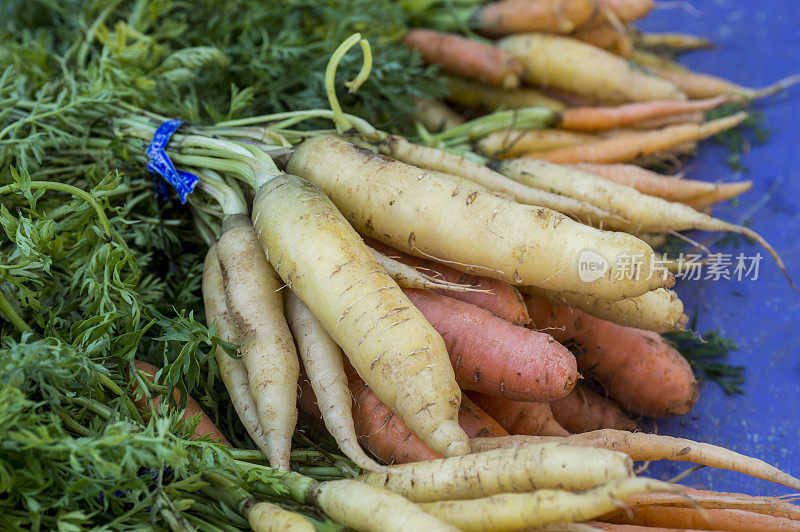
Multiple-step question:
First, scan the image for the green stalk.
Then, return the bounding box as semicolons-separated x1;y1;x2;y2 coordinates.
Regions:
431;107;557;145
98;373;145;425
0;289;32;333
0;181;114;238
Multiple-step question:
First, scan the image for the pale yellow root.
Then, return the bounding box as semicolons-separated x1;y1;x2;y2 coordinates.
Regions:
470;430;800;491
285;293;388;473
251;173;469;457
287;136;672;300
246;500;315;532
358;442;633;502
202;246;271;456
476;128;597;158
634;32;714;53
445;76;567;111
419;478;676;532
307;479;460;532
496;154;791;280
412;97;465;133
499;33;685;103
368;247;482;292
380;135;635;235
521;286;688;333
216;215;299;470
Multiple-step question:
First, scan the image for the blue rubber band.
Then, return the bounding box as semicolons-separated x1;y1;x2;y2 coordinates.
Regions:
146;120;198;204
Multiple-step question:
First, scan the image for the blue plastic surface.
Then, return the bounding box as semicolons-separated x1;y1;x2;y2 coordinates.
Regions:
634;0;800;496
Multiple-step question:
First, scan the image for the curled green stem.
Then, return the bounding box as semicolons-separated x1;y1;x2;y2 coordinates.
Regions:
325;33;372;133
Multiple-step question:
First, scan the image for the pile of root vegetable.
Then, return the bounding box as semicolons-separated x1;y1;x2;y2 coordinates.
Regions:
2;0;799;530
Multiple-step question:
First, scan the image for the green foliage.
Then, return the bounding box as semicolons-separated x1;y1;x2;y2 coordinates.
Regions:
664;315;744;395
706;102;771;172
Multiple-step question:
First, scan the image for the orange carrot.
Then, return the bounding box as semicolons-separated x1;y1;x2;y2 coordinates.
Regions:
597;0;654;22
459;394;510;439
468;392;570;437
347;364;443;465
474;0;596;37
600;506;800;531
628;487;800;521
525;297;699;417
532;113;747;163
346;365;509;463
549;383;637;433
631;111;705;129
368;240;529;325
557;96;728;132
587;523;706;531
573;21;633;57
571;163;752;209
404;29;522;89
130;360;230;446
476;128;597;158
404;289;578;402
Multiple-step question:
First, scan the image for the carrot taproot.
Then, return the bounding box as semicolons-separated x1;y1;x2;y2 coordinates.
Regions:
626;487;800;521
586;523;704;531
446;76;567;112
368;246;482;293
630;110;705;129
571;8;633;57
600;506;800;531
359;442;635;502
499;33;685;103
521;286;688;334
573;21;633;57
290;136;671;300
571;163;752;209
347;364;443;464
202;246;271;455
404;288;578;402
549;383;638;433
378;136;620;226
245;500;315;532
419;478;675;532
412;97;465;133
252;172;469;457
131;360;230;446
286;293;387;472
368;239;529;324
404;29;522;88
632;50;800;100
596;0;654;22
528;113;746;163
306;479;460;532
633;32;714;53
476;128;597;158
474;0;596;36
217;214;299;470
525;296;698;417
469;392;570;437
459;394;509;439
470;430;800;491
346;364;507;463
496;156;791;281
557;96;728;132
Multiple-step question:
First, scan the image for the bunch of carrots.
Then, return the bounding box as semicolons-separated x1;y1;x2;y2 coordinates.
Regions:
6;1;797;527
83;22;800;528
